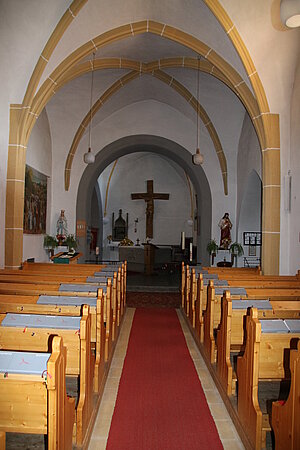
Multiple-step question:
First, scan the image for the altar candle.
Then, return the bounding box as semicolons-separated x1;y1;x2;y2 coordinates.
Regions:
189;242;193;261
95;247;99;256
181;232;185;250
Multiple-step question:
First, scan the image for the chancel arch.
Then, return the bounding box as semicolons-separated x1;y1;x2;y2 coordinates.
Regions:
76;135;212;265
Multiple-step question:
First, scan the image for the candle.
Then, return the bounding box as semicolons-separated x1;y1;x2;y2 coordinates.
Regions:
189;242;193;262
95;246;99;256
181;232;185;250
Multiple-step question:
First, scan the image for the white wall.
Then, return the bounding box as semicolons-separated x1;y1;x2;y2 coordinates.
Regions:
289;57;300;274
237;170;262;266
98;152;191;250
0;0;70;267
236;112;262;233
23;109;52;262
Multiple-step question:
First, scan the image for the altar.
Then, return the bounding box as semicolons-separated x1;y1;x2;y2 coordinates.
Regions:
119;246;145;272
118;244;173;274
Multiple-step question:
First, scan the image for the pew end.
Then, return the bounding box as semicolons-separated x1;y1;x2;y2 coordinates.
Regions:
272;339;300;450
0;432;5;450
0;336;75;450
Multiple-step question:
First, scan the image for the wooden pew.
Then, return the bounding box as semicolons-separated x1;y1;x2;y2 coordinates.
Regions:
0;305;93;447
272;340;300;450
0;336;75;449
216;292;300;396
0;288;107;396
199;280;300;363
236;308;300;450
22;261;105;274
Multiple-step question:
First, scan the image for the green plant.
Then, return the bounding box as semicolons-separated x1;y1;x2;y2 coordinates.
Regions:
43;234;58;249
206;239;219;255
64;234;78;251
229;242;244;257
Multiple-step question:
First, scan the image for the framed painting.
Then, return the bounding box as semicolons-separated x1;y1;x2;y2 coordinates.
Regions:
23;165;47;234
243;231;262;246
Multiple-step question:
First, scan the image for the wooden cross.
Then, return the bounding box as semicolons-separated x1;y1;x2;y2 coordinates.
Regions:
131;180;169;238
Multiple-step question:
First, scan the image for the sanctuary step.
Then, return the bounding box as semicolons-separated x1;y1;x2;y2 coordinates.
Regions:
126;267;180;293
126;292;181;308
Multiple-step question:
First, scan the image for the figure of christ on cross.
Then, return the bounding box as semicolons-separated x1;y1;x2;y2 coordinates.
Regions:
131;180;169;239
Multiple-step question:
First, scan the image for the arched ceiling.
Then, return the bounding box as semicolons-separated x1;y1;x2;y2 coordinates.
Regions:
44;22;250;195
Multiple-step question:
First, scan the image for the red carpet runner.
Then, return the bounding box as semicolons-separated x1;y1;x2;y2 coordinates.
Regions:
106;308;223;449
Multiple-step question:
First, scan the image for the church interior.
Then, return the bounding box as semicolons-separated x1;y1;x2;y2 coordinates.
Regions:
0;1;300;449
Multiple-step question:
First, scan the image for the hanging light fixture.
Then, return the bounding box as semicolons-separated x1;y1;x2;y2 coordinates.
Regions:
280;0;300;28
83;52;96;164
192;56;204;166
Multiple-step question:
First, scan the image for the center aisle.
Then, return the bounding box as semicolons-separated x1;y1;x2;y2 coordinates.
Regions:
106;308;223;450
88;307;244;450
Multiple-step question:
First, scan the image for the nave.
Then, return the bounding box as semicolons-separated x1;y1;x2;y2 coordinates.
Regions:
89;306;244;450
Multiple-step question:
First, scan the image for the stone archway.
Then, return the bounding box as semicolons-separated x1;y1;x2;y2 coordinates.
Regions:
76;135;212;265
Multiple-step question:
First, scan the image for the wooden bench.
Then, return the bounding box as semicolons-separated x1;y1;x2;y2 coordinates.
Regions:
236;309;300;450
21;261;106;274
0;336;75;449
216;292;300;395
198;279;300;363
0;305;93;446
0;287;107;396
272;340;300;450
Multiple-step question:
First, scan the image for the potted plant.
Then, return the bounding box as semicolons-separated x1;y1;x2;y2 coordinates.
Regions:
64;234;78;253
229;242;244;266
43;234;58;258
206;239;219;266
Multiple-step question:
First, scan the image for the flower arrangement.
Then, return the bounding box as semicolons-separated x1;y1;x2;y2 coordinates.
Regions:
64;234;78;252
118;237;134;246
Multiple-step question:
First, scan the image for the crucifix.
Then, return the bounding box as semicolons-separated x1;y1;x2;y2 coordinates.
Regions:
131;180;169;239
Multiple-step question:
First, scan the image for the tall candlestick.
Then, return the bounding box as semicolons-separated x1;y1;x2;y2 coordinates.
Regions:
181;232;185;250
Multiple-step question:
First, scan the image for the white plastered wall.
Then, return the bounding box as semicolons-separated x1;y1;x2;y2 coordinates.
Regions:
98;152;191;248
289;56;300;274
23;109;52;262
0;0;70;267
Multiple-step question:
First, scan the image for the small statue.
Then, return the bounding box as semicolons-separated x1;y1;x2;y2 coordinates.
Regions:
218;212;232;249
56;210;68;245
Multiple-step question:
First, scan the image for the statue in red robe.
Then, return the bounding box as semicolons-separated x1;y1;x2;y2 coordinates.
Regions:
218;213;232;249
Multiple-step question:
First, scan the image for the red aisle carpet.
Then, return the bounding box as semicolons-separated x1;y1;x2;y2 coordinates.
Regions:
106;308;223;450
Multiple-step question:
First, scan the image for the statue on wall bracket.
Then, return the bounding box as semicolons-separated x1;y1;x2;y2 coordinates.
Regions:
112;209;128;241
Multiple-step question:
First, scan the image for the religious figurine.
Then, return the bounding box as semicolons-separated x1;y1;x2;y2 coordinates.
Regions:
218;212;232;249
56;209;68;245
